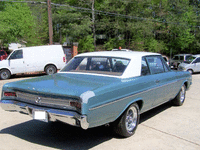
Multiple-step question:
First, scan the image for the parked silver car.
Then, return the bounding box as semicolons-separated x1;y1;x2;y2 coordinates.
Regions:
170;54;192;69
178;55;200;74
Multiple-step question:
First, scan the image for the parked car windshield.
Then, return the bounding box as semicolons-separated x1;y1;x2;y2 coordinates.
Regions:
60;56;130;76
184;56;196;64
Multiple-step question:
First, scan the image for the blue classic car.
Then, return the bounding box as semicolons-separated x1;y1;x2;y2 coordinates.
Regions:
0;51;192;137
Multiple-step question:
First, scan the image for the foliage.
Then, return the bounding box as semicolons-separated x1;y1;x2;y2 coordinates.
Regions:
28;2;49;45
146;38;168;53
0;2;38;47
1;0;200;55
78;35;95;52
52;0;92;44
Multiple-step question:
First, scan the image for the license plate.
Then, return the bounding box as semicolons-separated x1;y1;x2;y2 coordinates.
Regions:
33;110;48;122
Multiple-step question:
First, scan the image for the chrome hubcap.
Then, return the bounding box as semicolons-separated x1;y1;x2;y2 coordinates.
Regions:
47;67;54;74
1;72;8;79
180;86;185;103
125;107;138;132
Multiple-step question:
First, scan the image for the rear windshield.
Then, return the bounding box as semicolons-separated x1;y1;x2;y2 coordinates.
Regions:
60;56;130;76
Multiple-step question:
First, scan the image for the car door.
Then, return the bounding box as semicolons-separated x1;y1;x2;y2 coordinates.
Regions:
145;55;176;107
8;49;25;74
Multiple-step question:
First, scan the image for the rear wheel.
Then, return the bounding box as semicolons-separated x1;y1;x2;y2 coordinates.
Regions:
0;69;11;80
45;65;57;75
172;84;186;106
113;103;140;137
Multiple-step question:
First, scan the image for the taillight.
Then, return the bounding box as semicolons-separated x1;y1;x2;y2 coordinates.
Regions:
70;101;81;109
4;92;16;97
63;56;66;62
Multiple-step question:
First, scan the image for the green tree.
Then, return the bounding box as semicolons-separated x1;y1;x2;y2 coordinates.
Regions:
52;0;93;52
28;1;49;45
0;2;38;47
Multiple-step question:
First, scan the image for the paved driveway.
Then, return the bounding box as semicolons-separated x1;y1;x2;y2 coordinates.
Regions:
0;74;200;150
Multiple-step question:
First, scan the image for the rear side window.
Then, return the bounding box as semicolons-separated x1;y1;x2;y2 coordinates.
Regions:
180;56;184;61
146;56;165;74
141;57;150;76
173;56;179;60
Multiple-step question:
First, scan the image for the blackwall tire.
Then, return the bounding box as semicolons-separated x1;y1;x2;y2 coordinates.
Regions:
0;69;11;80
45;65;57;75
113;103;140;138
172;84;186;106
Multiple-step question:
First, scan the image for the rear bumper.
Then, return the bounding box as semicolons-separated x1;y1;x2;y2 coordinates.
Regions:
0;100;89;129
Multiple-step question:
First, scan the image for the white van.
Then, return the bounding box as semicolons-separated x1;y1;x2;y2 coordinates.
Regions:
0;45;66;79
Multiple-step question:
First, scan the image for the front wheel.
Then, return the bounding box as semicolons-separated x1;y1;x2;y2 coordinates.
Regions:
0;69;11;80
187;69;193;74
113;103;140;137
45;65;57;75
172;84;186;106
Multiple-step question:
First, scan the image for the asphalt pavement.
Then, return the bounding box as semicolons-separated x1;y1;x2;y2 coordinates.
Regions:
0;74;200;150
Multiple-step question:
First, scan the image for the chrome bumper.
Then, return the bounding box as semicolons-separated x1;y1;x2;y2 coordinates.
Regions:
0;100;89;129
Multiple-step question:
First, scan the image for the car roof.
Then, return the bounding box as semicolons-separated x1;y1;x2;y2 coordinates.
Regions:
76;51;160;59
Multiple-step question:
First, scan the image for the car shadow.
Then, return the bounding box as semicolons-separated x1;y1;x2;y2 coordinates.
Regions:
139;101;172;123
0;102;172;149
0;120;113;150
192;72;200;75
10;72;46;79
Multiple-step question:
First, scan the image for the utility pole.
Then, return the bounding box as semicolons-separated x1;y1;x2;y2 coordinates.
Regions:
92;0;96;50
47;0;53;45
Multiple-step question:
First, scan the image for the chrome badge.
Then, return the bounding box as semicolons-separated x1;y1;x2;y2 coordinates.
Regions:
35;97;41;103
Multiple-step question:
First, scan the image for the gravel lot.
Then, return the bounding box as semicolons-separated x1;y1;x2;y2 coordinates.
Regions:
0;73;200;150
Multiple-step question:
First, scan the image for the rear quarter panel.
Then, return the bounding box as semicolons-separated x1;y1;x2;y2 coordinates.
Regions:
174;71;192;91
85;76;158;128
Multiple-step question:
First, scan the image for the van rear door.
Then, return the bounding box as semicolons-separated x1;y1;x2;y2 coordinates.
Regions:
8;49;25;74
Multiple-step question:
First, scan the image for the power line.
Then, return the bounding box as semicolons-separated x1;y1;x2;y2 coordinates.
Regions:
0;0;200;28
52;3;199;28
0;0;46;4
